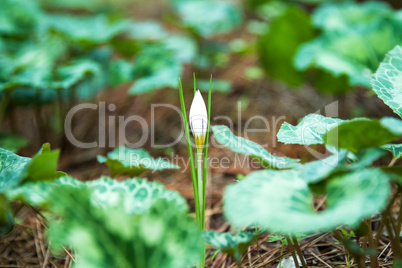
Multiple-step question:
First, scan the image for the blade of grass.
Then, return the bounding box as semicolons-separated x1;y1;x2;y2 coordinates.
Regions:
202;75;212;229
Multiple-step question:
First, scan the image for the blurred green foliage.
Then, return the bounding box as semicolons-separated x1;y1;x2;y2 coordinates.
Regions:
0;144;63;234
258;5;314;86
257;1;402;93
224;168;391;234
46;184;202;268
203;230;258;263
0;0;243;105
294;2;402;88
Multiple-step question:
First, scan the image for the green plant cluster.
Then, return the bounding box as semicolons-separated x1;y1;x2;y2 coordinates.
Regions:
1;145;202;268
257;0;402;93
0;0;244;152
0;0;242;103
210;45;402;267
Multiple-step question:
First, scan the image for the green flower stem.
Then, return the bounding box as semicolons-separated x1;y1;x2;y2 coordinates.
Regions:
180;76;212;268
197;150;204;225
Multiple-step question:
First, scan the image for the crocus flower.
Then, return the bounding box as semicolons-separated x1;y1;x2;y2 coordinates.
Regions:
189;90;208;151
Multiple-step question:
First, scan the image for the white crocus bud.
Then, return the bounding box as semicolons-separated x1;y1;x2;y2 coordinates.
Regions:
189;90;208;151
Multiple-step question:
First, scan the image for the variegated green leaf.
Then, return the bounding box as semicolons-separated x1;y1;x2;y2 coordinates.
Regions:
212;125;299;169
277;114;345;145
371;45;402;118
224;169;390;234
97;147;179;177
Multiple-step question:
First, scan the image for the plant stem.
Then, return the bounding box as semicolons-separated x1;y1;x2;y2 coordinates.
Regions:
291;236;307;268
197;149;203;228
367;219;378;268
383;209;402;259
285;236;300;268
389;157;398;167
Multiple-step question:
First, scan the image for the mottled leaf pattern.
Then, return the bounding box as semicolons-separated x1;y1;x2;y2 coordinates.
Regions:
0;148;30;192
224;169;390;234
97;147;179;177
277;114;344;145
8;176;188;214
382;144;402;159
371;46;402;118
295;2;402;87
212;125;299;169
46;185;202;268
203;230;258;262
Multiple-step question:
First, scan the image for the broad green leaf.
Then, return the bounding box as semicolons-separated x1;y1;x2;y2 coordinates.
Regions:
224;169;390;234
162;35;197;64
382;144;402;159
297;150;347;184
297;148;386;184
0;148;30;192
346;148;386;170
380;116;402;135
97;147;179;177
258;6;314;86
277;114;344;145
0;0;40;35
324;118;400;153
0;144;62;192
46;185;202;268
174;0;242;37
0;35;67;93
108;59;133;87
128;46;182;95
212;125;299;169
371;46;402;118
53;60;102;90
294;2;402;87
43;15;129;44
0;133;28;152
26;149;63;182
203;230;258;262
87;177;188;214
129;20;168;40
8;176;188;215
